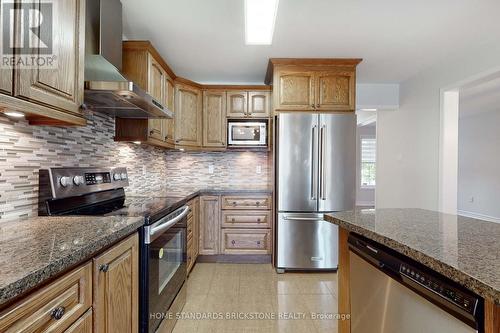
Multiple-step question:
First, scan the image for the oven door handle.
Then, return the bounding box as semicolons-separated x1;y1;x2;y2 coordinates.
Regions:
145;206;190;244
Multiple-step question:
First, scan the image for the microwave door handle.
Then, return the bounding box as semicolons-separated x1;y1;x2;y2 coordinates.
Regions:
311;125;318;200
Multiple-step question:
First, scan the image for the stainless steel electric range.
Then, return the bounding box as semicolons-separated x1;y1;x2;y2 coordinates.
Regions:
38;167;188;333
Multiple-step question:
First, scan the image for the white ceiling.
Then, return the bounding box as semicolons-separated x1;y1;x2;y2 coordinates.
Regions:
121;0;500;84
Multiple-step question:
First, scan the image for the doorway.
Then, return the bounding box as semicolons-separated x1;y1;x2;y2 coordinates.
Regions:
356;110;377;207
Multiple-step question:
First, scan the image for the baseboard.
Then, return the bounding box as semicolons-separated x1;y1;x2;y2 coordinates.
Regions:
196;254;272;264
457;210;500;224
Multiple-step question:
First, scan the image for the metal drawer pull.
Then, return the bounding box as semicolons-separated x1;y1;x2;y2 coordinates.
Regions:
231;218;235;222
256;201;260;206
231;240;236;245
257;218;261;222
256;241;261;245
51;306;66;320
99;264;109;272
232;201;237;205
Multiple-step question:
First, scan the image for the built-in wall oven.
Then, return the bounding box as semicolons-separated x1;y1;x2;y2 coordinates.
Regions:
141;205;189;333
228;120;268;147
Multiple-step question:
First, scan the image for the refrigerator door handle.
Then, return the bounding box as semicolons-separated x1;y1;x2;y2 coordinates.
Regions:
311;125;318;200
319;124;326;200
283;215;322;221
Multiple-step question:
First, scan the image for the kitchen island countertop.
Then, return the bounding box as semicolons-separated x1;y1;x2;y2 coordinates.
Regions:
325;208;500;304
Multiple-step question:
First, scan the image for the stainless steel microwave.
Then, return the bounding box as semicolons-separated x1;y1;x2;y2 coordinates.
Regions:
228;121;267;146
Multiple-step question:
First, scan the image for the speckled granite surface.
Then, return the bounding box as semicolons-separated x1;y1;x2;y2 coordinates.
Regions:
0;216;143;307
325;208;500;304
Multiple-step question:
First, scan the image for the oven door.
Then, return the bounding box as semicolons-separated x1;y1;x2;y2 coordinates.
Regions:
228;122;267;146
141;207;188;333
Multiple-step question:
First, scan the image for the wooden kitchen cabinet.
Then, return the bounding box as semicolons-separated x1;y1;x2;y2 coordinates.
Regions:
248;91;271;117
164;78;176;145
226;91;248;118
221;229;271;255
203;90;227;148
0;0;86;125
187;197;200;273
93;233;139;333
266;59;362;113
147;56;166;141
175;83;202;148
274;70;316;111
0;263;92;332
221;195;272;210
199;196;220;255
65;309;93;333
0;1;12;95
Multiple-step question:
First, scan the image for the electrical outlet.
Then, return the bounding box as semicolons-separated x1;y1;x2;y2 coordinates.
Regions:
208;165;214;174
256;165;262;174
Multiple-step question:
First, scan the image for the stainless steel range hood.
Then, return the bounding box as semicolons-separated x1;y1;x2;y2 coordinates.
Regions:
83;0;173;119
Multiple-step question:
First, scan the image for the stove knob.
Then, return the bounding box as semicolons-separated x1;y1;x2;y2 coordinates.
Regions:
60;176;71;187
120;173;127;180
113;173;121;181
73;176;84;186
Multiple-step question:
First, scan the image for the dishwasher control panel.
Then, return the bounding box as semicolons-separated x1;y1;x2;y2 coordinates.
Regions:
400;264;477;314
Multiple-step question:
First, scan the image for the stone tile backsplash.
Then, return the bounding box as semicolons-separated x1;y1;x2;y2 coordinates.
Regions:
0;111;270;222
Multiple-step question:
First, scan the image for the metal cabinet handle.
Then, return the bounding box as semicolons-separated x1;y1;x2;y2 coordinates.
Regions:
311;104;315;109
149;130;154;135
231;240;236;245
316;104;320;108
50;306;65;320
256;201;260;206
231;218;235;222
232;201;237;206
99;264;109;272
257;218;261;222
256;241;261;245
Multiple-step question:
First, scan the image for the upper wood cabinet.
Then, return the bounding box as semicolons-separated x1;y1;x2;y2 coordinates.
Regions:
275;71;315;111
248;91;271;117
266;59;362;113
226;91;248;118
93;233;139;333
175;83;202;147
203;90;226;148
0;0;86;125
164;78;176;145
227;91;270;118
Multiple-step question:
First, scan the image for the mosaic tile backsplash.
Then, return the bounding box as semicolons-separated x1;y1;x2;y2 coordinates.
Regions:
0;111;270;222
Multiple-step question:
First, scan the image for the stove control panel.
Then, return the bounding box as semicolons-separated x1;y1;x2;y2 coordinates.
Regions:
40;167;129;199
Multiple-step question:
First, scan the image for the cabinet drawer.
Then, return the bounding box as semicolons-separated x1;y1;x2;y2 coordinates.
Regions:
0;262;92;333
221;211;271;228
221;195;271;210
221;229;271;255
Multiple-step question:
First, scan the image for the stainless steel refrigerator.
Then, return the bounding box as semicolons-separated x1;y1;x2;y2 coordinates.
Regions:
275;113;356;271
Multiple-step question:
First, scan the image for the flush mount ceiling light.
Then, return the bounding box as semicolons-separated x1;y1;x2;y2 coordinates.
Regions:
4;111;25;118
245;0;280;45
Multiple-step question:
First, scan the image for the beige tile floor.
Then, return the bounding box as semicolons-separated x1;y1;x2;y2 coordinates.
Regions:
172;263;339;333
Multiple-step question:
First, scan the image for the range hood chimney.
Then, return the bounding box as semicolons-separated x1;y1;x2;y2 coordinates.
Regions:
83;0;173;119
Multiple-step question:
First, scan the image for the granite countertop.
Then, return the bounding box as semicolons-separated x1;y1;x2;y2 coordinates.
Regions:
325;208;500;304
127;185;273;199
0;215;144;307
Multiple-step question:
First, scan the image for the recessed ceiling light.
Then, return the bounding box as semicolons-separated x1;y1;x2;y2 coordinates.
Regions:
132;141;141;145
4;111;25;118
359;108;378;112
245;0;279;45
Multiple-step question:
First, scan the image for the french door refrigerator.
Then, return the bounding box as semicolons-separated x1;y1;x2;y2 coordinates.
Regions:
276;113;356;271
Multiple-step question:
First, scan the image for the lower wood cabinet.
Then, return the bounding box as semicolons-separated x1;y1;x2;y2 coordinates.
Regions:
221;210;271;228
93;233;139;333
65;309;93;333
187;197;200;273
0;262;92;332
199;196;220;255
221;229;271;255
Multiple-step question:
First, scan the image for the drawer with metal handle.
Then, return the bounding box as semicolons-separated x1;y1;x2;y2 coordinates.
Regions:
0;262;92;332
221;195;271;210
221;229;271;255
221;211;271;228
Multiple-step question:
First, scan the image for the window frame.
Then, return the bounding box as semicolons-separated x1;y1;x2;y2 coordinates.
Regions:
359;135;376;189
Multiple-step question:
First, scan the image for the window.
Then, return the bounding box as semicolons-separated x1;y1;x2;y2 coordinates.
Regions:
361;137;376;187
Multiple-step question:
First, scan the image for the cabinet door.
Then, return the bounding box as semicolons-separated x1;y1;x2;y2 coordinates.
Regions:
193;198;200;258
226;91;247;118
203;90;226;148
64;309;93;333
93;233;139;333
14;0;85;115
163;78;176;145
199;196;220;255
175;83;202;147
148;56;165;141
0;0;12;95
248;91;270;118
316;70;355;111
275;71;315;111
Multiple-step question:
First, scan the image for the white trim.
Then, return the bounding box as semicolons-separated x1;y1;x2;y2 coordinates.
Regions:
457;210;500;224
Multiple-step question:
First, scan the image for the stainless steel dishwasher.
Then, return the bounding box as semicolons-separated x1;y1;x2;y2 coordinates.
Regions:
348;233;483;333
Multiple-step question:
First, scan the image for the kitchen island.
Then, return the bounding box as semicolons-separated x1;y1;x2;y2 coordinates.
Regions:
325;208;499;333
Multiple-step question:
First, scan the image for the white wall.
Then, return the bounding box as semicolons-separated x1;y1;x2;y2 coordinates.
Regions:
458;109;500;222
356;124;376;206
376;43;500;210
